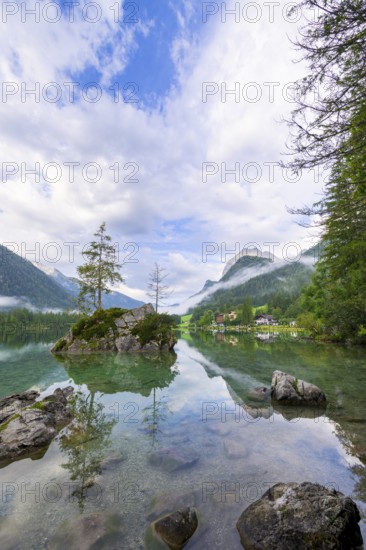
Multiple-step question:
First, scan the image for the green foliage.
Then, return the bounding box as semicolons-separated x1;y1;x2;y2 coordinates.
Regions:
283;1;366;343
77;222;123;311
296;312;323;337
30;401;46;410
284;0;366;173
297;105;366;342
52;338;67;352
197;310;213;327
131;313;176;348
178;314;192;328
181;314;192;323
239;297;253;325
71;308;129;341
170;314;181;325
254;304;268;315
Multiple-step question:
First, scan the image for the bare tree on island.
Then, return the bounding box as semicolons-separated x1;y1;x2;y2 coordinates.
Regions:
77;222;123;312
147;262;172;312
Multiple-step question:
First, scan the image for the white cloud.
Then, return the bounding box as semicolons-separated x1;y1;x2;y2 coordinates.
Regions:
0;1;323;307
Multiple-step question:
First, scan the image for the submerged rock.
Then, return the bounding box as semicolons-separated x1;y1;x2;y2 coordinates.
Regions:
148;447;199;473
100;450;126;472
271;370;327;406
223;439;249;459
236;482;363;549
147;491;198;522
153;507;198;550
0;387;74;464
50;510;124;550
206;422;232;437
248;386;271;402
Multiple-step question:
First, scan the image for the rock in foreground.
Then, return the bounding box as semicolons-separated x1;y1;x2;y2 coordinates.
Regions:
152;507;198;550
51;304;177;353
271;370;327;406
236;482;363;549
145;507;198;550
0;387;74;464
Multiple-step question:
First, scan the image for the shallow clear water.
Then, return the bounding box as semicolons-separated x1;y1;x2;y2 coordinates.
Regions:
0;333;366;549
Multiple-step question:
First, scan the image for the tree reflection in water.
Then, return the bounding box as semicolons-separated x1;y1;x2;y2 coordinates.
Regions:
141;388;172;448
60;391;116;512
55;352;179;508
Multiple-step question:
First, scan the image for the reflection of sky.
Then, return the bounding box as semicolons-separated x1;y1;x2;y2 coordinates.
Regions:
1;339;366;543
165;340;231;414
0;344;69;398
173;340;363;459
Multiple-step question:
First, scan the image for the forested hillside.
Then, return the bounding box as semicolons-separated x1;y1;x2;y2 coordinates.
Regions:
0;245;144;312
191;261;313;320
0;245;73;309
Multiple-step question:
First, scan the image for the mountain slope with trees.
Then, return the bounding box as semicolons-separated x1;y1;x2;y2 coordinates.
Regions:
190;259;314;321
34;265;143;310
0;244;143;311
0;244;73;310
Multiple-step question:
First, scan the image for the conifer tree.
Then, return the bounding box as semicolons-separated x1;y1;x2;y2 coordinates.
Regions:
77;222;123;311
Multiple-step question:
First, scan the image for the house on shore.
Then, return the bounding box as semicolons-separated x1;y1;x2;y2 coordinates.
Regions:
255;314;278;326
215;311;237;325
215;313;225;325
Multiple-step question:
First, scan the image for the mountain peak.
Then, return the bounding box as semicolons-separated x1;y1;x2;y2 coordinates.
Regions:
222;247;278;277
32;261;59;277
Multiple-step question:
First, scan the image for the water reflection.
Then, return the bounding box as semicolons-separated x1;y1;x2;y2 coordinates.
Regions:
1;336;366;547
54;353;179;462
55;353;179;511
141;388;172;448
0;342;68;398
54;352;178;396
60;391;116;512
186;332;366;463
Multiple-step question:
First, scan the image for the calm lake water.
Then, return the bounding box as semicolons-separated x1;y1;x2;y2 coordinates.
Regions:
1;332;366;548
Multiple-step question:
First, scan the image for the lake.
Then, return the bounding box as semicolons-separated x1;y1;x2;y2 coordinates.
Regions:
0;332;366;548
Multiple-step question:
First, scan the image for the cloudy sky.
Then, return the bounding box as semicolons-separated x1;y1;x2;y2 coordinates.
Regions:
0;0;323;307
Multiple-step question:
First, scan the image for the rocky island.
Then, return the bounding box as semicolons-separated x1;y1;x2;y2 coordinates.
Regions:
51;304;177;353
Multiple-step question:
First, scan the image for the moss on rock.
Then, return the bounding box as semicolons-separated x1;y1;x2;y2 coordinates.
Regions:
72;308;129;341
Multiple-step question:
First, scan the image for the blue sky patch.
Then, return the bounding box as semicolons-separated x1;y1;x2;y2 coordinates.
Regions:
59;0;201;108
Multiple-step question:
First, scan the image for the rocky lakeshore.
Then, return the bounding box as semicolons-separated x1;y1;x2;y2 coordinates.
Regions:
48;482;363;549
0;387;74;464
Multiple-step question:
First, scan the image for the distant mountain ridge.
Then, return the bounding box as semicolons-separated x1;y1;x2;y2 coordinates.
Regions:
32;262;144;310
182;243;322;315
0;244;72;310
0;244;143;311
